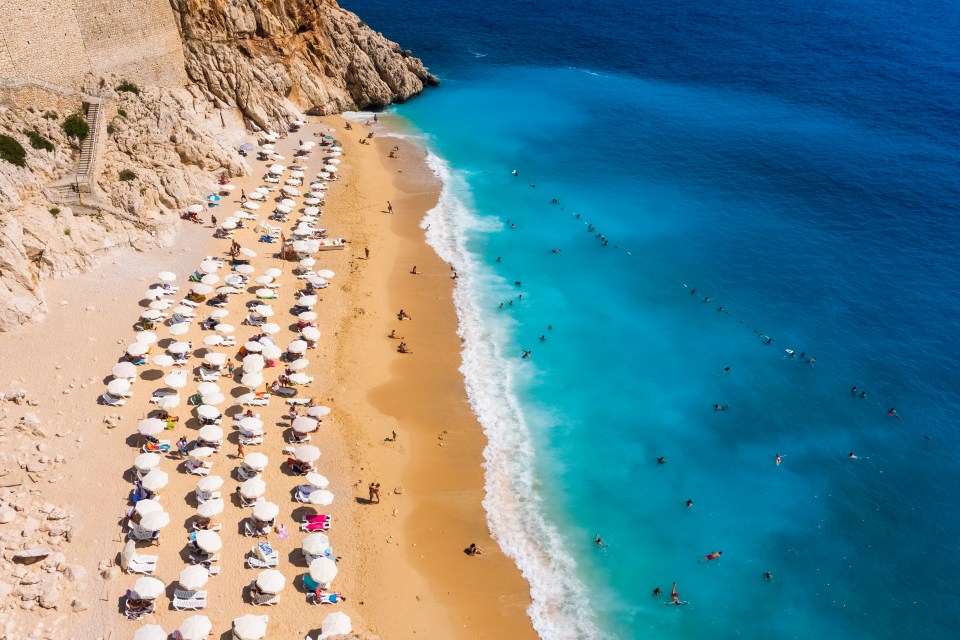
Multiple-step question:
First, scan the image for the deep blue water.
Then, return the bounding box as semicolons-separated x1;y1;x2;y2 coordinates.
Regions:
343;1;960;638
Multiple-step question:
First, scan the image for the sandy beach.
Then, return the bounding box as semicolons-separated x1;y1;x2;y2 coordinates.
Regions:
0;116;536;640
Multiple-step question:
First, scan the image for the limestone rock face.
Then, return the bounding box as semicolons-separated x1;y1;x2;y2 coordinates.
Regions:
169;0;438;129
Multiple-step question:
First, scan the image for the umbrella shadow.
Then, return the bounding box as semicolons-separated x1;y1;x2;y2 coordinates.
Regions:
290;506;315;522
287;548;308;568
140;369;164;382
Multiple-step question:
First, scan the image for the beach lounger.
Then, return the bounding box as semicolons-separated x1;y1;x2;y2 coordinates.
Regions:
299;515;331;532
243;520;269;538
239;494;264;508
287;433;310;445
102;393;126;407
307;592;343;605
240;434;264;446
246;545;280;569
180;299;200;308
186;460;211;476
127;525;160;543
124;553;159;574
190;552;220;566
221;336;237;347
244;315;266;326
294;487;314;503
198;367;221;382
253;589;280;606
196;489;221;503
173;589;207;610
237;466;261;481
124;591;156;620
286;398;310;405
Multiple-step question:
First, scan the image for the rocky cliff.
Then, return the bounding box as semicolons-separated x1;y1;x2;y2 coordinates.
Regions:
171;0;438;130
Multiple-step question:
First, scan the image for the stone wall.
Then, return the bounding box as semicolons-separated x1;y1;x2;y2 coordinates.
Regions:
0;0;187;89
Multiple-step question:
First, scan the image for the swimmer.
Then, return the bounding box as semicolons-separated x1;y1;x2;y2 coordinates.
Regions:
785;349;795;358
667;582;687;605
496;256;502;263
512;169;518;176
686;499;693;508
722;366;731;373
848;452;858;459
701;551;723;561
690;288;697;295
594;535;606;548
851;386;858;396
860;391;867;399
776;453;782;466
539;335;546;341
713;404;728;411
657;456;666;465
551;248;562;253
888;407;900;418
764;571;773;581
521;350;531;359
547;325;553;330
653;587;661;598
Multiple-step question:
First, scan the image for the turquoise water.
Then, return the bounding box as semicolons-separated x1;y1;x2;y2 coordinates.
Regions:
344;1;960;638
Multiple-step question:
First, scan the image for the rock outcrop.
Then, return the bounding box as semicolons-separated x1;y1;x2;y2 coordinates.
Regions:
170;0;438;129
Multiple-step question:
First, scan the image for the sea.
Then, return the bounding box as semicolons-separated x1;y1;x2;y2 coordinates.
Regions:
341;1;960;638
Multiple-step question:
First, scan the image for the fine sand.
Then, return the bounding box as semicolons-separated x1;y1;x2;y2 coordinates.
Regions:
0;116;536;640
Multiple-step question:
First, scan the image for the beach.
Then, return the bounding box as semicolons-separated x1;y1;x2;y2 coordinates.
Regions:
0;115;535;640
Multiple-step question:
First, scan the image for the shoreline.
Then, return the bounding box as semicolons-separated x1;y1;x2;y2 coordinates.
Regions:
0;114;537;640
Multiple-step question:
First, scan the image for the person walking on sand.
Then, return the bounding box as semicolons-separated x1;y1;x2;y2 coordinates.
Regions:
237;442;245;460
387;201;393;214
364;247;370;259
368;482;376;503
373;483;381;503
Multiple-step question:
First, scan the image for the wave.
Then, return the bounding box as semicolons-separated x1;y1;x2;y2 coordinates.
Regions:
414;149;607;640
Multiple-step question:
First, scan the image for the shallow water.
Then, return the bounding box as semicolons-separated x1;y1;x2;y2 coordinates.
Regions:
344;1;960;638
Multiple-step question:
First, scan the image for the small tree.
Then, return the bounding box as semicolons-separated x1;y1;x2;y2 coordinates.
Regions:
24;129;54;152
116;80;141;96
119;169;137;181
62;114;89;141
0;135;26;167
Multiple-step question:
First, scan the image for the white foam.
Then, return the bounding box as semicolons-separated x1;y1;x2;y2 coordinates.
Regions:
417;150;608;640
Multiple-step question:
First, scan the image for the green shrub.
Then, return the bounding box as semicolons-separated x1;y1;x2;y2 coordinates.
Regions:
23;129;54;152
116;80;141;96
49;207;61;216
43;111;58;121
119;169;137;181
62;114;89;141
117;109;127;118
63;228;71;236
0;135;26;167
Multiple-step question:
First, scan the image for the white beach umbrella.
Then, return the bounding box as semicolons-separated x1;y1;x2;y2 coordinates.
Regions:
197;381;221;396
298;295;318;307
133;625;166;640
135;331;158;345
293;445;320;464
200;274;219;285
178;565;209;591
316;172;330;180
240;247;257;258
199;260;219;274
164;371;188;388
268;164;284;174
244;341;264;353
261;323;280;335
239;416;264;431
292;417;319;434
282;186;300;196
242;452;269;471
308;489;334;506
252;501;280;522
288;372;312;385
236;264;255;275
221;183;236;191
179;615;212;640
288;358;309;371
291;170;305;178
301;327;321;341
133;576;166;600
242;354;265;370
325;165;338;173
247;191;265;201
326;158;341;165
264;267;282;278
287;340;308;354
134;499;163;516
238;477;266;499
202;335;224;347
299;258;316;268
274;204;292;214
305;472;330;489
187;204;204;214
140;309;163;321
126;343;149;357
168;322;190;336
139;510;170;532
190;446;215;460
302;532;330;556
156;394;181;410
242;201;260;210
191;283;213;296
196;475;224;492
196;498;224;518
254;304;274;317
262;345;282;359
316;269;335;279
149;299;171;310
137;418;166;436
172;305;196;316
308;557;338;584
232;615;268;640
141;469;169;492
202;392;226;406
319;612;351;639
255;276;273;286
255;288;275;299
214;323;235;335
152;354;175;367
194;530;222;553
204;352;227;366
303;206;320;216
298;311;317;322
168;342;192;354
106;378;130;395
240;372;263;388
238;421;264;437
198;425;223;443
304;197;322;205
134;452;161;472
158;271;176;282
306;406;331;418
255;569;286;594
220;219;237;230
